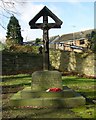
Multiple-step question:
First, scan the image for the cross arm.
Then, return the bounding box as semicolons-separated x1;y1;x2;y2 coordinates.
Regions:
30;23;62;29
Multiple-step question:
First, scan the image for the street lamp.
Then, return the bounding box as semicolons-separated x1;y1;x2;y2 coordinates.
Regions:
72;25;76;45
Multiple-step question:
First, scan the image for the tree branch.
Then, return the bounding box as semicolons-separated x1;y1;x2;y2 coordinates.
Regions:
0;0;25;30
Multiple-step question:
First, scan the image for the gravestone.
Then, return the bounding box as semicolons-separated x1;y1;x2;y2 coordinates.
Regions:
10;6;85;108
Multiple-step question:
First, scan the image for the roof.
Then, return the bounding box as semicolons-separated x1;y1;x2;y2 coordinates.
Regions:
49;35;60;43
55;29;94;43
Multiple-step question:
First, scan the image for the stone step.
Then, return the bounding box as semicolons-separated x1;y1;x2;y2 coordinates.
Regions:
10;95;85;108
10;86;86;108
20;89;79;99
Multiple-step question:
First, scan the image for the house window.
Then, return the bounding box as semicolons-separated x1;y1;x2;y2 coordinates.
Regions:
60;43;63;46
80;40;85;44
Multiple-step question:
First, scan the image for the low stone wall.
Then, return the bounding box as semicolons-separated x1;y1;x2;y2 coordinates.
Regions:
49;50;96;77
2;50;96;77
2;51;43;75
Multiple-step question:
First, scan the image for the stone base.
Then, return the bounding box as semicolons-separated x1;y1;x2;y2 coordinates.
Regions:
10;86;85;108
31;71;62;91
10;71;86;108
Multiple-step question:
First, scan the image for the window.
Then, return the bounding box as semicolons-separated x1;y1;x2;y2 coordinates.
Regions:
60;43;63;46
80;40;84;44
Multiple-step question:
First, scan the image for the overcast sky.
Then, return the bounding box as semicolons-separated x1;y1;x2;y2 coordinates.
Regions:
0;0;95;43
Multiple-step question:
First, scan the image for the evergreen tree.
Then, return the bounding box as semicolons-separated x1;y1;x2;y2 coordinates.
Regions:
6;15;23;46
86;30;96;52
35;38;41;45
91;32;96;52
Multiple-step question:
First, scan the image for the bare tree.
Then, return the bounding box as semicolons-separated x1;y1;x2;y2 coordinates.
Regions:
0;0;26;30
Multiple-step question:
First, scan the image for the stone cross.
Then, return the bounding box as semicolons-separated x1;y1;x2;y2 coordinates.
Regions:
29;6;63;70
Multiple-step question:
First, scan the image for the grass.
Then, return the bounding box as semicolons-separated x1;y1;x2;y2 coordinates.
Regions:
1;74;96;119
0;74;31;86
62;76;95;98
62;76;96;118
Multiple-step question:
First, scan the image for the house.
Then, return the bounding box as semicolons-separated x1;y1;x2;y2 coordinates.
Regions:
51;29;93;52
23;41;35;46
49;35;60;49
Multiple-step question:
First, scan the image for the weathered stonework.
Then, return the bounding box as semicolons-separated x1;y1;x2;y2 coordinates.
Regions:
50;50;96;77
31;71;62;91
10;85;86;108
2;50;96;77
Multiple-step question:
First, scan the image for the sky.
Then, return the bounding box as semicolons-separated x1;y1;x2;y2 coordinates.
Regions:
0;0;95;43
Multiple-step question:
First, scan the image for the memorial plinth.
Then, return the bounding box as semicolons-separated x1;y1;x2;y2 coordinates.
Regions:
10;70;85;108
31;71;62;91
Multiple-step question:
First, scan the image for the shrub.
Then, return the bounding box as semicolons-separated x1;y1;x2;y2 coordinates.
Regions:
5;44;39;54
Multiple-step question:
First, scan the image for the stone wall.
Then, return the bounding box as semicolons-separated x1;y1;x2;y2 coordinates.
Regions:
2;50;96;77
49;50;96;77
2;51;43;75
